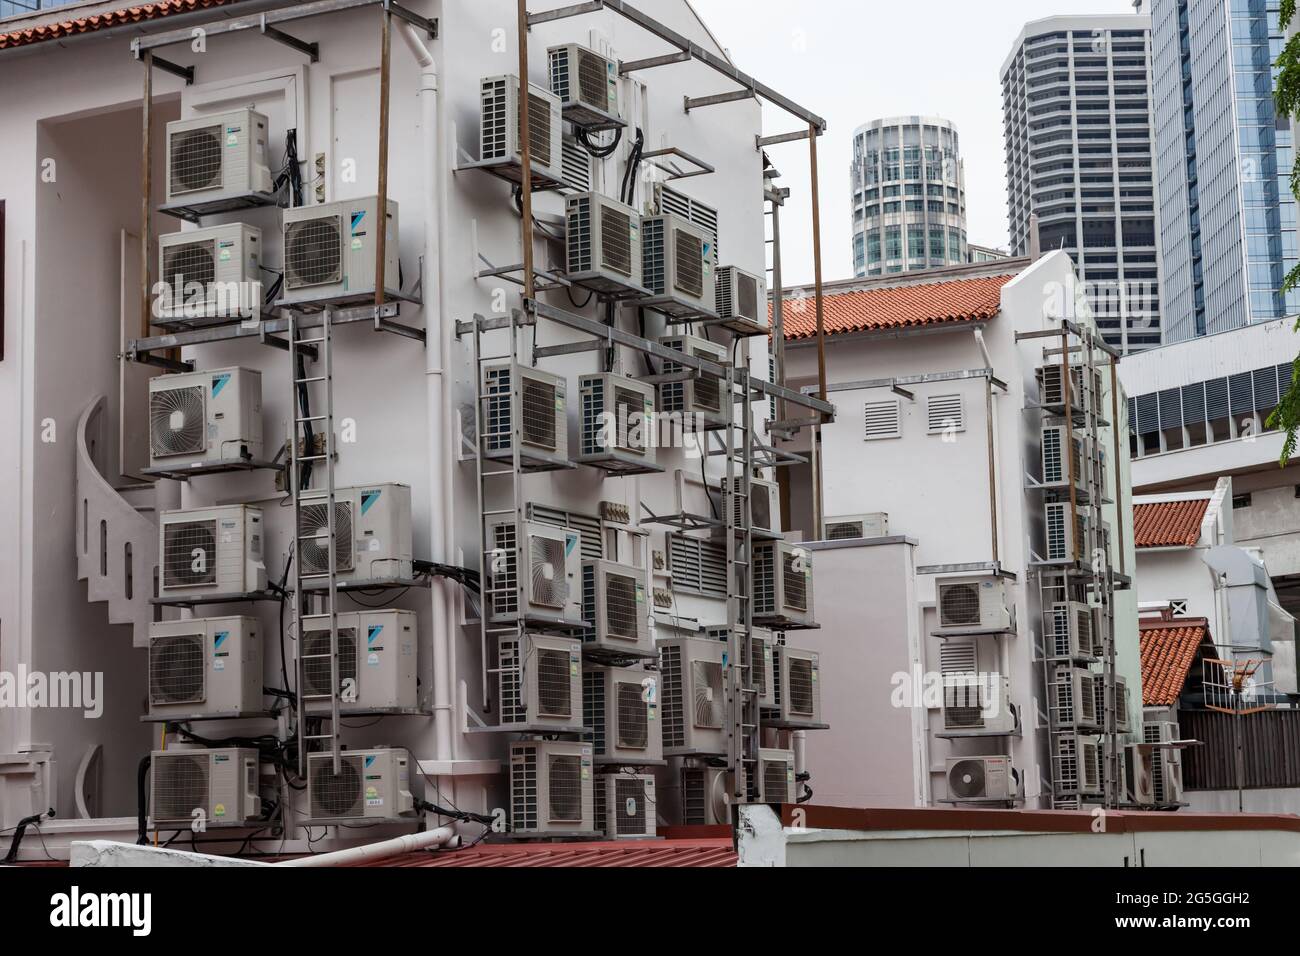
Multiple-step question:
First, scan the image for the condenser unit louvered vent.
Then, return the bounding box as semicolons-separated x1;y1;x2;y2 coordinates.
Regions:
548;754;583;823
693;660;723;729
163;520;218;588
285;216;343;288
863;399;901;439
301;628;358;698
153;754;211;822
529;534;567;609
162;241;217;300
310;755;364;819
667;533;728;597
298;501;355;575
674;228;704;299
537;646;573;717
149;634;205;705
170;125;224;195
151;386;207;457
561;130;591;191
654;183;719;263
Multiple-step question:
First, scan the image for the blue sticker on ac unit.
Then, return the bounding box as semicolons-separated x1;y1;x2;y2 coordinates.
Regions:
364;755;376;769
351;211;366;233
565;532;578;556
214;631;229;649
368;625;383;644
211;373;231;397
360;490;380;514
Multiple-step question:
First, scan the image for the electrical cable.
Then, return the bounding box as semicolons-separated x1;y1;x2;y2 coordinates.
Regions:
577;125;622;159
621;127;645;206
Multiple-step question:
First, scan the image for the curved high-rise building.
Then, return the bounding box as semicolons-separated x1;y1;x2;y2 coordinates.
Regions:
850;116;968;277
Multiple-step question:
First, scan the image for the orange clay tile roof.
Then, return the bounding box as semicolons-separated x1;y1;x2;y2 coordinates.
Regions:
0;0;241;51
774;273;1015;342
1133;499;1209;549
1139;617;1211;707
339;838;738;868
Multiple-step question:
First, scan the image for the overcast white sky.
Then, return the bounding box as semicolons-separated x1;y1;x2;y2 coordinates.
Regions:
688;0;1140;286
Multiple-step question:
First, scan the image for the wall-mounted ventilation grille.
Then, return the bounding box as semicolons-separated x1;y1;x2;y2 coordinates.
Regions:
668;534;727;596
927;394;963;433
864;399;901;439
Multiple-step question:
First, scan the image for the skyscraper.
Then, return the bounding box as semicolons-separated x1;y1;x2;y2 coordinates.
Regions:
849;116;967;277
1002;15;1162;353
1151;0;1298;343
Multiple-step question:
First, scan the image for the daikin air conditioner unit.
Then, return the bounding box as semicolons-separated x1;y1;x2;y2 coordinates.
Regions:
757;748;797;804
681;764;731;825
753;540;814;628
486;518;583;625
165;108;272;205
1049;666;1100;730
1091;672;1130;734
159;504;266;598
594;773;656;839
157;224;261;324
509;739;593;834
946;755;1019;802
656;334;728;428
296;484;413;585
936;575;1012;630
642;214;716;317
498;633;583;730
651;183;719;266
301;609;417;713
1038;362;1101;409
149;366;263;469
565;192;644;295
479;74;563;183
750;632;777;709
1044;502;1090;563
714;265;768;336
151;748;261;827
1053;732;1102;796
577;372;656;472
658;637;727;756
280;196;400;307
482;364;570;470
767;646;822;726
1041;423;1087;491
548;43;620;129
1047;601;1096;660
583;665;662;762
824;513;889;540
942;672;1017;734
727;476;782;538
1125;742;1155;806
581;559;653;657
148;617;262;719
307;749;414;822
1144;719;1183;805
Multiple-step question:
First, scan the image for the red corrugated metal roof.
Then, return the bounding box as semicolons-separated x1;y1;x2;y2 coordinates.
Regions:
343;838;737;868
773;273;1014;342
1140;617;1211;706
0;0;241;51
1133;499;1209;549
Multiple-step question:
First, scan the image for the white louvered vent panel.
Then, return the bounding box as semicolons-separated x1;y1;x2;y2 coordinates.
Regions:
927;394;963;434
864;400;901;440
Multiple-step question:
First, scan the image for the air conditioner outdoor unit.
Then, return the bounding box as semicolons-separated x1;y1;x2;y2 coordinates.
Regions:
581;559;654;658
942;673;1017;734
482;363;570;471
1041;423;1088;491
498;633;583;731
824;512;889;540
936;574;1013;631
751;632;777;709
594;773;656;839
1144;719;1183;805
1038;362;1101;409
1091;672;1131;734
945;755;1019;802
279;196;400;307
509;739;594;834
1053;732;1102;796
657;334;728;431
148;617;263;719
577;372;657;473
301;609;417;713
659;637;727;756
754;540;814;628
1049;665;1100;730
157;223;262;324
1125;742;1155;806
165;108;273;206
726;476;782;538
1047;601;1096;660
479;74;564;184
486;518;583;626
642;213;716;318
565;191;644;295
766;645;822;726
681;764;731;825
583;665;661;763
296;484;413;585
307;749;415;822
159;504;266;598
151;748;261;828
548;43;620;129
714;265;768;336
1044;501;1091;563
149;366;263;469
757;748;797;804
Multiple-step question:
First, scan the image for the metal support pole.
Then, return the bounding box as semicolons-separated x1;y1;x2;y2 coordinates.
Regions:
1108;356;1126;576
985;376;999;564
770;192;786;427
140;52;153;340
1061;327;1078;554
809;122;827;540
374;10;392;307
517;0;535;302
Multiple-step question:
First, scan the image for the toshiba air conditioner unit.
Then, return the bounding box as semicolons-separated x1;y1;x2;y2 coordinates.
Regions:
301;609;417;713
307;749;415;823
296;484;413;586
726;476;782;538
681;764;731;825
577;372;658;473
594;773;656;839
280;196;400;307
1041;423;1088;492
1047;601;1097;660
1125;742;1155;806
753;540;814;628
1044;502;1091;563
656;333;728;430
478;74;564;184
165;108;273;206
486;518;583;626
936;575;1013;631
583;665;662;763
1053;732;1102;796
581;559;654;658
482;363;570;471
149;366;263;469
642;214;716;318
565;192;644;295
151;748;261;828
1145;719;1183;805
159;504;266;598
658;637;727;756
946;755;1019;802
1049;665;1100;730
766;646;822;727
757;748;797;804
714;265;768;336
548;43;620;130
824;513;889;540
157;223;262;324
148;617;263;719
509;739;594;834
498;633;583;731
